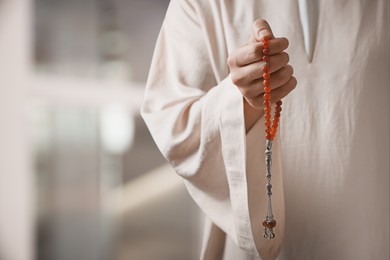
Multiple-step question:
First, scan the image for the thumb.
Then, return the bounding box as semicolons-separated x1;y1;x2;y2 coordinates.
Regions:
250;19;274;43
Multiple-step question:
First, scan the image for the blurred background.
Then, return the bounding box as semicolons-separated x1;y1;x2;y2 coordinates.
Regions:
0;0;201;259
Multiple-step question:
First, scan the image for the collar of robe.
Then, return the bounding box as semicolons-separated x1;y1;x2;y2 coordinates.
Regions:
298;0;319;63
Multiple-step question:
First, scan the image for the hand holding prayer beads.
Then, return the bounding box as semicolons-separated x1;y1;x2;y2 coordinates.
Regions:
227;19;296;109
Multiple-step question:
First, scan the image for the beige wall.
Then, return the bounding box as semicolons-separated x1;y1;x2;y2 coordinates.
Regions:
0;0;34;259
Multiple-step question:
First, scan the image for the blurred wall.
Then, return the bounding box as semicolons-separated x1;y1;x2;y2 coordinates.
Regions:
0;0;201;260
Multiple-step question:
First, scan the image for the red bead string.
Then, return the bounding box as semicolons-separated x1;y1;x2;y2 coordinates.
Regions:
262;36;282;140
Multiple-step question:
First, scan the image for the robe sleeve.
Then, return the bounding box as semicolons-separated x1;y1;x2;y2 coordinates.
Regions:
141;0;282;256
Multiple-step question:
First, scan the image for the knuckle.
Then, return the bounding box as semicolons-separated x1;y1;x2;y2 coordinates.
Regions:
289;64;294;75
280;69;290;80
289;76;297;89
254;43;262;54
252;19;263;28
282;52;290;64
275;38;287;51
231;73;243;85
231;74;239;85
284;65;294;77
241;87;251;97
249;45;257;56
280;76;297;98
252;19;268;36
227;56;234;67
281;37;289;49
275;40;282;51
250;44;262;58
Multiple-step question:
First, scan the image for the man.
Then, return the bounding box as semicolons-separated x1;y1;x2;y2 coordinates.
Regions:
141;0;389;259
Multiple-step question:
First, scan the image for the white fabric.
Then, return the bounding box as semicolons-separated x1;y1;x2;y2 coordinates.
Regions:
141;0;389;259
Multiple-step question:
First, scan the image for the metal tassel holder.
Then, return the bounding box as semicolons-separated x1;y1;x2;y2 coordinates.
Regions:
262;139;276;239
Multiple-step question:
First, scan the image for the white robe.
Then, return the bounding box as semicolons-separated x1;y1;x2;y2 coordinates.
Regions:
141;0;389;259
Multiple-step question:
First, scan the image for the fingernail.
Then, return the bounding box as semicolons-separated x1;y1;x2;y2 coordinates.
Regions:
258;29;269;39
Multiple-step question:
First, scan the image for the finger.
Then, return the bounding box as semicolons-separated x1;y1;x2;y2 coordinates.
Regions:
267;52;290;73
241;65;294;98
267;37;289;55
233;59;264;85
251;19;274;43
246;76;297;109
232;53;290;86
268;64;294;89
269;76;297;103
228;42;263;67
230;38;289;67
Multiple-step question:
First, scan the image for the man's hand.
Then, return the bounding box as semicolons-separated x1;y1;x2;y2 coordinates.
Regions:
227;19;297;110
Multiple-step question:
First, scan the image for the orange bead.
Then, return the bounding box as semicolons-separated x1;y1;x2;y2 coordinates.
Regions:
262;220;277;228
262;41;269;49
263;65;269;73
263;80;270;87
263;73;270;80
263;56;269;62
263;48;269;55
262;92;281;141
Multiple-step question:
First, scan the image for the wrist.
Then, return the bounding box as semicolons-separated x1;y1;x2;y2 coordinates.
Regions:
243;98;264;132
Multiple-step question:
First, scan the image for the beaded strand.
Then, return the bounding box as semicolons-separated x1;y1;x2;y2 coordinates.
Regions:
261;36;283;239
262;36;282;141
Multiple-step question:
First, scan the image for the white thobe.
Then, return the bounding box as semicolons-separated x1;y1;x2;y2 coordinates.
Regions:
141;0;389;259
